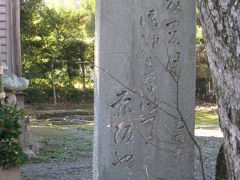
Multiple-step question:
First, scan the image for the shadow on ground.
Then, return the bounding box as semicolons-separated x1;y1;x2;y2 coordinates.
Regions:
21;120;222;180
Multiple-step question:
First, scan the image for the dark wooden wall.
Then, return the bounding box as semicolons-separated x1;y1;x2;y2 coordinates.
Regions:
0;0;21;75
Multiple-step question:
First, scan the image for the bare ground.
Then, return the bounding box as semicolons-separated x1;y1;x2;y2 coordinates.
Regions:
21;129;222;180
21;104;221;180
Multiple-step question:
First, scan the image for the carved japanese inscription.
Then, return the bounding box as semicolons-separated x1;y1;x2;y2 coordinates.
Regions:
94;0;196;179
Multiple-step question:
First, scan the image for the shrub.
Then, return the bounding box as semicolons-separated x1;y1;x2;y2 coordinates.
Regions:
0;105;27;170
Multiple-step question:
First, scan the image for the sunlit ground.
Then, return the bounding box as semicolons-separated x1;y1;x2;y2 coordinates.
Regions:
29;105;221;142
26;105;221;164
28;122;93;163
195;105;222;137
195;106;219;129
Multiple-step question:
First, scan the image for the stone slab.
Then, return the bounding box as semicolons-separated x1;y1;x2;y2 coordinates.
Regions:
0;167;21;180
94;0;196;179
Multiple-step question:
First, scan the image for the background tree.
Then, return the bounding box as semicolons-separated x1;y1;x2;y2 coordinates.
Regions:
79;0;95;38
62;40;94;103
198;0;240;179
196;9;214;101
20;0;95;103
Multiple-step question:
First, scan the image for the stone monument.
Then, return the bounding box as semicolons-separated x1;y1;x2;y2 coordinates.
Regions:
94;0;196;179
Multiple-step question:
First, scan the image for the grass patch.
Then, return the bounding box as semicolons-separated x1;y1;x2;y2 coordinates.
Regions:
195;109;219;129
29;124;93;163
28;106;220;164
33;136;93;163
76;122;94;133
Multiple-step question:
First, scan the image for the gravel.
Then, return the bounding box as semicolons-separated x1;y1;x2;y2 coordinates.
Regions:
21;131;223;180
21;158;92;180
194;136;223;180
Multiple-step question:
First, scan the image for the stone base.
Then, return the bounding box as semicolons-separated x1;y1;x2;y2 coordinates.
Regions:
19;118;30;148
0;166;21;180
0;92;5;99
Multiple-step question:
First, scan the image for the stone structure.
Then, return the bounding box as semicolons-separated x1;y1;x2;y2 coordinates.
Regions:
94;1;196;179
0;0;24;107
0;51;4;99
0;0;29;152
3;72;29;91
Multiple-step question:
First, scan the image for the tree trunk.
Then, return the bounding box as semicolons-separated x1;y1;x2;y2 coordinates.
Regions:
51;60;57;105
198;0;240;179
80;60;86;103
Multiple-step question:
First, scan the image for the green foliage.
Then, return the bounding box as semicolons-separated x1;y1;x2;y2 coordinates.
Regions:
0;106;23;139
196;9;205;47
26;84;93;103
20;0;95;103
34;136;92;162
196;8;206;60
62;40;88;79
79;0;95;37
0;106;27;170
29;124;93;163
0;140;27;170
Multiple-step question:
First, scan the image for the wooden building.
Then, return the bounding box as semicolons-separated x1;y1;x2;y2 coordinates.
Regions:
0;0;21;75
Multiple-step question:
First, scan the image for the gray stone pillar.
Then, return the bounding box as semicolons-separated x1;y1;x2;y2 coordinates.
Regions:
0;48;5;100
94;0;196;179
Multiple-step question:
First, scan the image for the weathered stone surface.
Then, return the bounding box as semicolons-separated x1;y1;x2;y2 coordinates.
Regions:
2;63;8;71
3;74;29;91
1;92;17;106
94;1;196;180
0;92;5;99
